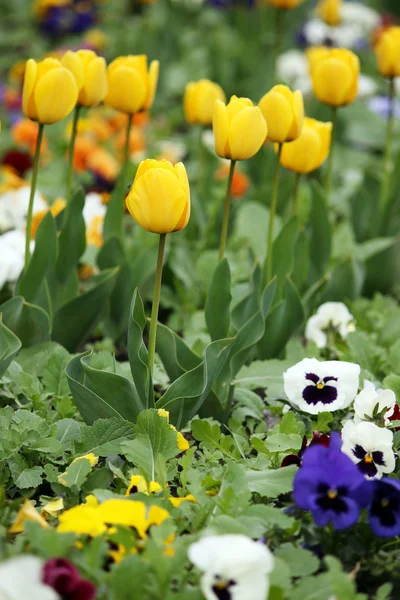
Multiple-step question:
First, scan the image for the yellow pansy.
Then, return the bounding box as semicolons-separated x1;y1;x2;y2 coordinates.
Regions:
125;475;163;496
9;499;49;534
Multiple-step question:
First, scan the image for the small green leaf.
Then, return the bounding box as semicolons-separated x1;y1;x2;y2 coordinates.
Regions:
0;315;21;377
265;433;303;453
276;543;319;577
58;457;93;489
246;464;296;497
128;289;153;409
74;418;134;456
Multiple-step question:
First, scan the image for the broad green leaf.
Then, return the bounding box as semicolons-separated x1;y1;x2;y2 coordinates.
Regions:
271;216;298;301
245;464;296;497
292;230;310;292
320;259;364;303
275;543;319;577
58;457;93;489
244;504;295;531
265;433;303;453
74;418;134;456
56;187;86;282
0;296;50;347
231;263;262;331
205;258;231;341
103;173;126;244
66;351;144;425
127;289;153;408
108;555;154;600
24;522;76;559
0;315;21;377
52;268;118;351
290;574;333;600
308;181;331;283
234;201;281;261
234;358;292;399
270;557;292;596
41;344;71;396
155;321;201;382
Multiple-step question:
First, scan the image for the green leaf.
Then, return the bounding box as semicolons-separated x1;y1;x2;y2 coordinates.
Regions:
108;555;154;600
24;522;76;559
244;504;295;531
270;557;292;596
308;181;331;282
271;216;299;301
0;315;21;377
354;237;396;262
235;358;291;399
290;575;333;600
321;259;364;303
234;200;281;260
74;418;134;456
0;296;50;347
56;187;86;282
205;258;231;341
346;331;378;375
52;268;118;351
41;344;71;396
191;419;222;450
58;457;93;489
155;321;201;382
128;289;153;409
66;351;144;425
265;433;303;453
103;173;126;244
276;543;319;577
245;464;296;497
121;409;179;481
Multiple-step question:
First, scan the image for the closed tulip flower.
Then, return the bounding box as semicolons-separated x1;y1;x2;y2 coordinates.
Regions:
61;50;107;107
267;0;304;7
308;47;359;107
22;57;78;124
259;85;304;143
184;79;226;125
375;27;400;78
213;96;267;161
105;55;159;115
317;0;342;26
280;117;332;174
126;159;190;234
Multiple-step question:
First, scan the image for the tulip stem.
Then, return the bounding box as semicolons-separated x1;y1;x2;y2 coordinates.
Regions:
379;77;395;231
265;143;282;285
66;104;81;209
123;113;133;175
324;106;337;204
292;173;301;216
147;233;167;378
218;159;236;261
24;123;45;270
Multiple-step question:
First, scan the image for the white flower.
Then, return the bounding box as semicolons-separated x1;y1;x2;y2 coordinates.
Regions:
305;302;355;348
357;75;378;99
341;421;395;479
277;50;312;95
83;192;106;225
188;535;274;600
354;388;397;426
0;230;28;290
0;186;47;232
283;357;360;414
0;555;59;600
156;139;186;164
341;3;380;32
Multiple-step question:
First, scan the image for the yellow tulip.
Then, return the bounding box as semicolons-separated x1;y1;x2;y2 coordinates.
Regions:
375;27;400;78
258;85;304;143
184;79;226;125
22;57;78;124
280;117;332;174
213;96;267;160
60;49;107;107
105;55;159;114
126;159;190;234
267;0;304;7
317;0;342;25
308;47;359;107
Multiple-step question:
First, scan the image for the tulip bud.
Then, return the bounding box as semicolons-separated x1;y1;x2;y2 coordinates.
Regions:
22;58;78;124
61;49;107;107
184;79;226;125
213;96;267;161
267;0;304;7
307;47;359;107
375;27;400;78
126;159;190;234
258;85;304;143
280;118;332;174
317;0;342;26
104;55;159;115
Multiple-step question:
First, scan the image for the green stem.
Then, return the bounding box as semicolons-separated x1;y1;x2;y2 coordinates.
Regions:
147;233;167;378
292;172;301;216
324;106;338;204
66;105;81;207
274;8;285;82
218;160;236;261
123;113;133;174
24;123;45;270
265;143;282;285
379;77;395;230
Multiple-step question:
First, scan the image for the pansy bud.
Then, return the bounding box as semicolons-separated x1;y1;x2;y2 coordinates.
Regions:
61;49;107;107
104;55;159;114
280;117;332;174
308;47;359;107
184;79;225;125
375;27;400;78
258;85;304;143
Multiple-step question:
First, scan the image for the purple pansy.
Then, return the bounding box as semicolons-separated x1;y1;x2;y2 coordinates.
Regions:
368;478;400;537
293;433;371;530
42;558;96;600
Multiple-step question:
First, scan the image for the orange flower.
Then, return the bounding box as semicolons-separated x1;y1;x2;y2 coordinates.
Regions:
115;125;146;158
215;164;250;198
87;147;120;182
12;118;48;156
31;197;66;238
72;136;97;172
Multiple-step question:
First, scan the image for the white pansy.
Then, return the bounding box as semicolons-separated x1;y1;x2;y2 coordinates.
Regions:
0;555;59;600
188;535;274;600
0;230;29;290
83;192;106;225
0;186;47;232
341;3;380;32
157;139;186;164
342;421;395;479
357;75;378;99
354;388;397;426
283;357;360;414
305;302;355;348
277;50;312;95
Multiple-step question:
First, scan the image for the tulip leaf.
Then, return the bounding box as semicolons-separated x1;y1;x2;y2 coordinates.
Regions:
66;351;144;425
320;259;364;303
231;262;262;331
155;321;202;382
258;277;305;359
0;315;22;377
56;186;86;283
156;338;233;429
0;296;50;347
205;257;232;341
271;216;299;302
103;174;127;244
292;230;310;292
308;182;331;283
127;289;154;409
52;268;118;351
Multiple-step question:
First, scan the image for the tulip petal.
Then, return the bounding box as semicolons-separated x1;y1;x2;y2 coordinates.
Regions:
174;161;190;200
313;58;353;107
213;100;229;158
105;66;146;114
313;120;332;169
22;59;38;120
145;60;159;110
259;90;293;143
81;56;108;107
34;68;78;124
287;90;304;141
61;50;84;90
229;106;267;160
281;127;321;174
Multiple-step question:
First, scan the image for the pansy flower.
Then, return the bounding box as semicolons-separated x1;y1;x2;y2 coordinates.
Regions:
294;432;370;530
281;431;330;467
283;358;360;414
188;535;274;600
305;302;355;348
341;421;395;480
43;558;96;600
367;477;400;537
354;386;398;427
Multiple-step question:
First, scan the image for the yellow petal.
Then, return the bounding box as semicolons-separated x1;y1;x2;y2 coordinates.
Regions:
34;67;78;123
42;497;65;517
9;499;49;534
280;127;321;174
313;58;353;107
213;99;229;158
157;408;170;420
61;50;84;90
57;505;106;536
145;60;159;110
105;66;146;114
71;453;98;466
80;56;108;107
147;505;170;527
259;90;293;143
228;106;267;160
286;90;304;141
169;494;196;508
22;59;38;120
226;96;253;122
176;430;189;452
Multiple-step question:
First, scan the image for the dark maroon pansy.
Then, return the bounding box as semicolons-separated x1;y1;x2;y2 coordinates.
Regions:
281;432;331;468
388;404;400;430
2;149;32;176
43;558;96;600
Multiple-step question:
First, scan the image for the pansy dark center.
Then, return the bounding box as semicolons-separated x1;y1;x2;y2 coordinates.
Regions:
316;483;348;513
212;576;237;600
302;373;338;406
352;444;385;477
370;488;400;528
